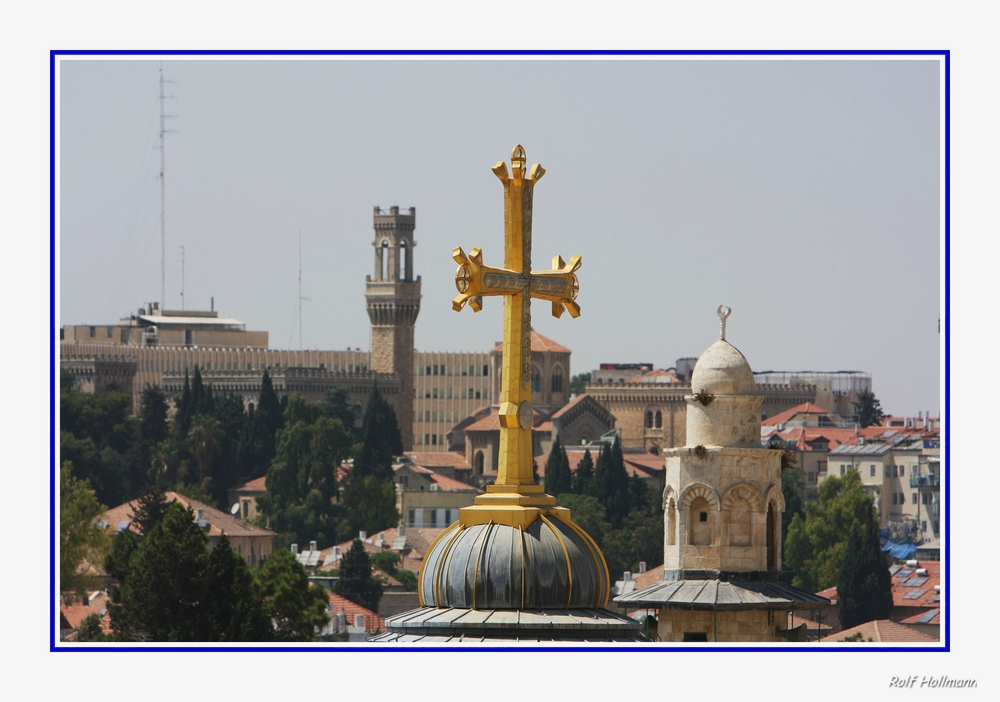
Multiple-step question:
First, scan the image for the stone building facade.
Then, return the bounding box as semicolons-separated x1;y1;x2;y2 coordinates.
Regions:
366;206;421;450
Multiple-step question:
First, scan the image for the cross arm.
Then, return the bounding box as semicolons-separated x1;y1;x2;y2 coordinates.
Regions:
529;254;582;318
452;246;526;313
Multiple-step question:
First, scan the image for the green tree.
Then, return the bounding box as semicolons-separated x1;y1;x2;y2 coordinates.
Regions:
258;548;330;641
556;493;608;548
198;534;273;641
602;508;664;581
334;539;383;612
781;467;806;555
132;486;171;536
320;388;361;440
104;528;139;605
572;448;595;496
188;414;224;485
544;437;572;496
353;388;403;481
837;505;893;629
75;613;108;642
342;475;399;537
569;372;591;396
853;389;885;428
784;470;877;592
138;385;170;449
256;395;352;549
111;502;209;641
595;438;630;529
60;463;112;600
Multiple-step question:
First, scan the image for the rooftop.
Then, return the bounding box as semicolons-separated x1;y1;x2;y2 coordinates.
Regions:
819;619;937;643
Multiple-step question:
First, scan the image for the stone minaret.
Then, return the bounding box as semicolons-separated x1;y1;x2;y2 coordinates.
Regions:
617;307;828;642
366;206;420;450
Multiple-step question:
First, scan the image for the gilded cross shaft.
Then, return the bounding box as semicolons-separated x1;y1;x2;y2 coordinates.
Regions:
451;145;581;518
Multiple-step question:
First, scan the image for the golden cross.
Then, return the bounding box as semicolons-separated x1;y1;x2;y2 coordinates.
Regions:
452;145;582;497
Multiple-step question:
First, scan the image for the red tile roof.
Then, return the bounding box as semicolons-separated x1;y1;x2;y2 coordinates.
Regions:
493;331;570;354
788;613;832;633
233;476;267;492
328;592;385;632
819;619;937;643
101;492;275;539
901;609;940;625
60;591;114;638
761;402;832;427
765;426;860;452
890;560;941;609
427;471;481;492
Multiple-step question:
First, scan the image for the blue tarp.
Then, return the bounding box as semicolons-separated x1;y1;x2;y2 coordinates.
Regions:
881;540;917;560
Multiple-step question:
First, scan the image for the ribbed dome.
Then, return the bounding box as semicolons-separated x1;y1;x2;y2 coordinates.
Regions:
690;340;756;395
419;517;609;610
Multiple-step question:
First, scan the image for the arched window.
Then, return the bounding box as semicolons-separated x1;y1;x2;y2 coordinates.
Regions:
655;410;663;429
766;503;777;570
666;498;677;546
475;451;485;475
551;366;563;394
380;239;389;280
645;411;653;429
728;498;752;546
532;366;541;393
399;240;408;281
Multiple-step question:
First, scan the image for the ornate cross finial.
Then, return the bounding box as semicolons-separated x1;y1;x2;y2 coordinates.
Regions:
717;304;731;341
450;145;582;502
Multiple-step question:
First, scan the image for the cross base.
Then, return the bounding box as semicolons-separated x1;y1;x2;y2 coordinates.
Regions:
459;492;569;529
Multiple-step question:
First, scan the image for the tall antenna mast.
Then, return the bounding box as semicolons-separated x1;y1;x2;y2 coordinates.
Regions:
298;228;309;348
178;245;185;310
158;62;175;310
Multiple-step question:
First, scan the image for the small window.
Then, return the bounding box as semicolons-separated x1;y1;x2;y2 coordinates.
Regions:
892;493;898;505
552;369;563;393
870;466;875;477
840;465;845;476
655;410;662;429
444;509;452;525
475;390;481;399
532;368;541;393
408;509;415;526
900;466;905;476
699;511;708;522
645;411;653;429
89;326;96;338
912;492;917;504
430;510;438;527
683;632;709;642
483;364;489;376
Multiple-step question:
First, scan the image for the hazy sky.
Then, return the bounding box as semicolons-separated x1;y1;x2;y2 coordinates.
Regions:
58;58;942;416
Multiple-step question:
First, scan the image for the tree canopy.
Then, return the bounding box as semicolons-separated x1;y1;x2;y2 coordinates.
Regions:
334;539;383;613
837;503;893;629
784;470;880;592
353;388;403;482
60;463;112;600
258;548;330;641
543;437;572;496
853;389;886;428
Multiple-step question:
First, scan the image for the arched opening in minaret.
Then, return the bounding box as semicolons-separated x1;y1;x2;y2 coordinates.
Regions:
666;498;677;545
766;503;776;570
689;496;712;546
728;498;752;547
399;240;408;281
381;240;389;280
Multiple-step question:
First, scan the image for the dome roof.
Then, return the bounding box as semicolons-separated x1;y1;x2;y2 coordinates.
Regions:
419;517;609;610
690;339;756;395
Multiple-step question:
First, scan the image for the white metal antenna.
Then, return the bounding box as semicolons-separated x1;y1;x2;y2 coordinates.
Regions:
158;61;176;310
178;245;185;310
298;228;310;349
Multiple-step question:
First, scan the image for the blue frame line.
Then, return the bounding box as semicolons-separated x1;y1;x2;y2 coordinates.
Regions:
50;48;950;654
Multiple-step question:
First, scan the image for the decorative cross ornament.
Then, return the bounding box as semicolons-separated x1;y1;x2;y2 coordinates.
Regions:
452;145;582;496
718;304;732;341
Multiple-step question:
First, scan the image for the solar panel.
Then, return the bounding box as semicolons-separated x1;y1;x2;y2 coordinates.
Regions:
918;609;940;624
903;590;927;600
897;568;914;577
903;576;929;587
889;564;903;576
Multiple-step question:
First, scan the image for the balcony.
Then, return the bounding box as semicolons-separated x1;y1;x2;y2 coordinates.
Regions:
909;474;940;489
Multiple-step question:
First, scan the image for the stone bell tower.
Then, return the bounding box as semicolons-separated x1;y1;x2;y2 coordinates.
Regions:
366;206;421;450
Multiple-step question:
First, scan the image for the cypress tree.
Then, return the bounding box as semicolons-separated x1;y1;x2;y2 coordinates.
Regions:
544;437;572;496
334;538;383;613
354;388;403;482
198;534;272;641
573;449;595;496
132;486;172;535
837;504;894;629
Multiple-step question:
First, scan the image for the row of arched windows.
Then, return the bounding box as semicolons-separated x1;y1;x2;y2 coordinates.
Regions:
645;409;663;429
